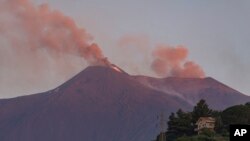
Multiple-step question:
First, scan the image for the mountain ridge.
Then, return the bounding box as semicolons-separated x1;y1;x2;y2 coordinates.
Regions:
0;66;191;141
133;74;249;109
0;65;249;141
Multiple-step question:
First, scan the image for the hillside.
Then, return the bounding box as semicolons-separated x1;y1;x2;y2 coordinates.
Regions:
0;66;249;141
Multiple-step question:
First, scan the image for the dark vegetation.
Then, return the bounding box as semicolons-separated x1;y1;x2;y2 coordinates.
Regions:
154;100;250;141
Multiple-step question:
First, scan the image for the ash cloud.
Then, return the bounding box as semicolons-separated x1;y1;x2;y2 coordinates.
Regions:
0;0;205;97
0;0;109;97
115;35;205;78
151;45;205;78
0;0;109;66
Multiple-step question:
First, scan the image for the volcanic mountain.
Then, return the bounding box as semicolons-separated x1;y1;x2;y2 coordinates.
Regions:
0;65;249;141
133;75;250;110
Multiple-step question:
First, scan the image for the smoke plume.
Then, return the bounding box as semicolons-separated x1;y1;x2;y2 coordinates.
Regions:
151;45;205;78
0;0;110;97
0;0;205;98
0;0;109;66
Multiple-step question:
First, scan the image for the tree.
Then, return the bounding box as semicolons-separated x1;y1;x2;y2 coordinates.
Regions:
175;109;193;135
176;135;228;141
222;104;250;126
192;99;213;124
166;109;193;141
163;100;214;141
214;115;224;134
209;110;225;134
245;102;250;107
166;112;178;141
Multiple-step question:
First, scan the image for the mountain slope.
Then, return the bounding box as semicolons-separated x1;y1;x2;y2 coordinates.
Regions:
0;66;191;141
134;76;250;110
0;66;249;141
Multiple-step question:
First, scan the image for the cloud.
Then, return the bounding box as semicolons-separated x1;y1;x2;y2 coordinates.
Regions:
151;45;205;78
0;0;110;97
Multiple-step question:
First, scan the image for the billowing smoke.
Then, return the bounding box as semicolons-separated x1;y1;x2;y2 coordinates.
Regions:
0;0;110;66
151;45;205;78
0;0;110;97
115;35;205;78
0;0;205;98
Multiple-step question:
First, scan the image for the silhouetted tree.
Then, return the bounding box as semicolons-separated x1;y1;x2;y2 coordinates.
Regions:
222;104;250;126
192;99;213;124
166;109;193;141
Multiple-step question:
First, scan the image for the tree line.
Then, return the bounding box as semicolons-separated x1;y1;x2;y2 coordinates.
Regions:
154;100;250;141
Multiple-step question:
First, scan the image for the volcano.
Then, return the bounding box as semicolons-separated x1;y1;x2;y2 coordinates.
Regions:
133;75;250;110
0;65;249;141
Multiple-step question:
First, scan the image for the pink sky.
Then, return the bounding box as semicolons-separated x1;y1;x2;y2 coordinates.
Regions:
0;0;249;97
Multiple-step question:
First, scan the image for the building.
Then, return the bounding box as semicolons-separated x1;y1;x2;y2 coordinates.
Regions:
195;117;216;134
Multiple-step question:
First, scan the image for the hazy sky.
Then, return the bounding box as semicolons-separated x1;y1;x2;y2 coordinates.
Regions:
1;0;250;97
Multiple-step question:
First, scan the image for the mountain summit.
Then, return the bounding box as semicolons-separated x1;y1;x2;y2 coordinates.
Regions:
0;65;249;141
